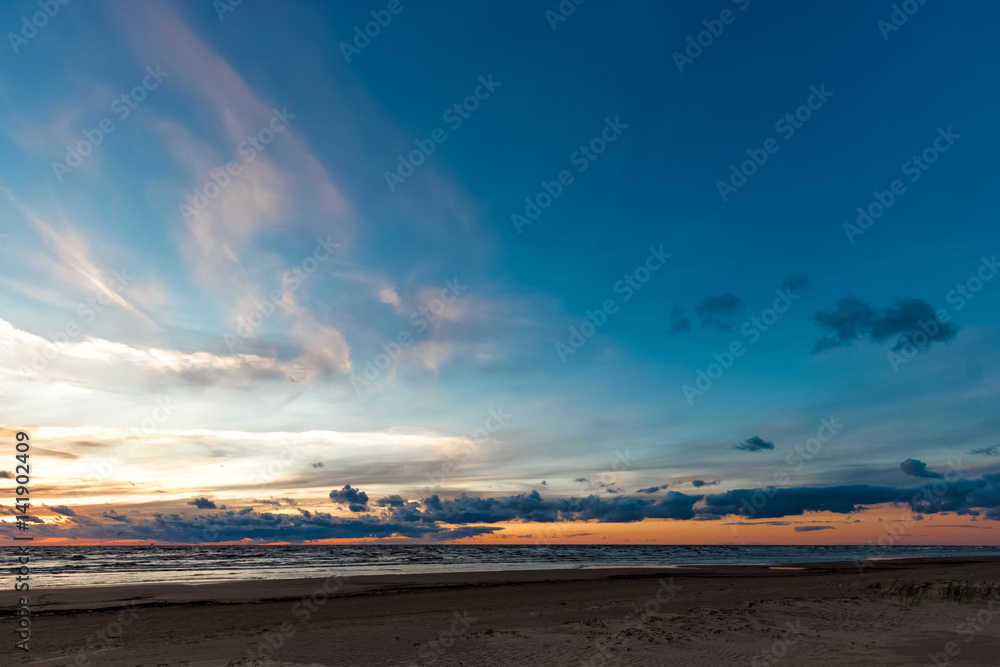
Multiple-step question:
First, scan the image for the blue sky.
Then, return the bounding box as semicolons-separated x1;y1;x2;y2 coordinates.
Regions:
1;0;998;544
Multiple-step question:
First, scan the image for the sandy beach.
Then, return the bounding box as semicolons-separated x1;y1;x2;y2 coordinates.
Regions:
3;556;998;666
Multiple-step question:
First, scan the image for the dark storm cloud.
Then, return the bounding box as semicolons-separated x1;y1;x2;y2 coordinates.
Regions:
394;490;702;525
736;436;775;452
188;497;218;509
691;480;719;488
702;485;905;519
33;508;500;543
668;307;690;333
329;484;369;512
812;296;958;353
910;474;1000;515
900;458;944;479
696;293;744;330
794;525;834;532
704;474;1000;520
376;495;407;507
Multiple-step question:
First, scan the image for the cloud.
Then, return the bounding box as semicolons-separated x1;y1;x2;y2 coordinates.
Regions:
0;471;10;479
636;485;668;494
23;209;150;324
310;462;324;468
26;507;500;543
691;480;720;488
668;308;690;334
393;490;703;525
188;497;218;509
370;475;1000;526
278;288;353;379
113;2;352;275
909;474;1000;515
794;525;834;532
48;505;76;516
703;475;1000;520
329;484;369;512
378;286;402;310
0;317;341;388
703;485;903;519
970;445;1000;456
724;521;790;526
812;297;876;351
696;293;744;330
812;296;958;353
251;497;296;506
900;458;944;479
21;474;1000;543
736;436;775;452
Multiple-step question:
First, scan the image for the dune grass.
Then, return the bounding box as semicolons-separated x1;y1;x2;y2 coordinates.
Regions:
851;579;1000;606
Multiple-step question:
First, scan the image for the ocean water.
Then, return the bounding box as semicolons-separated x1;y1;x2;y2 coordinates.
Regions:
6;544;999;588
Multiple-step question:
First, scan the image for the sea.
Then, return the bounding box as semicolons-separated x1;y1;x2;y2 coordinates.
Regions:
6;544;999;588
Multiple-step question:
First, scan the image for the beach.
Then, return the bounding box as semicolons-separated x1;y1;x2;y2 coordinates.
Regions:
4;556;999;666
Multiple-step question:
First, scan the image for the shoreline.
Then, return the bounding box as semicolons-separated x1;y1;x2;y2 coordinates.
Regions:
5;556;999;665
20;552;1000;591
9;555;1000;606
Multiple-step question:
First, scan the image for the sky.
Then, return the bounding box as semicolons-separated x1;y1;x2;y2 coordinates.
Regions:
1;0;998;546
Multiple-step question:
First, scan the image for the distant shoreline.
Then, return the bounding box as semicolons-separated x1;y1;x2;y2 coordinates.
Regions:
8;545;999;589
9;554;1000;594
